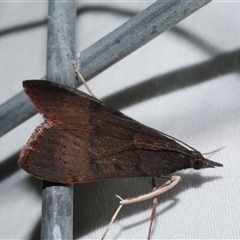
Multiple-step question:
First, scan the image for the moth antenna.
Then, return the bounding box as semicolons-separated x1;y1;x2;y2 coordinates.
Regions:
106;142;197;159
75;68;101;101
202;146;226;156
101;204;123;240
158;131;198;152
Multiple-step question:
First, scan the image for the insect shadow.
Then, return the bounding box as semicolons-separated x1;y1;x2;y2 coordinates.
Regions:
73;172;222;238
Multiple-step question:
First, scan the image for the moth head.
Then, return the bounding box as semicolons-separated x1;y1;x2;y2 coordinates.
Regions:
191;151;223;170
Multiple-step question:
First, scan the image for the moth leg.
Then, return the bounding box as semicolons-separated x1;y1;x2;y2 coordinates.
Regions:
75;68;101;101
101;175;181;240
120;175;181;205
148;177;158;240
101;199;123;240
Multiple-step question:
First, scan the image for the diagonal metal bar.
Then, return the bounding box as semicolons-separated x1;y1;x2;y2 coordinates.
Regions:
78;0;211;80
0;0;211;137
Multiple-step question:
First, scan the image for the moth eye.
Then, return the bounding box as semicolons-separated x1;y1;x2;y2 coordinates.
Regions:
193;160;203;170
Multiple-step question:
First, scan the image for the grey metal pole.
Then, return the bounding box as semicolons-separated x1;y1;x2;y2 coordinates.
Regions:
41;1;76;240
0;0;211;136
78;0;212;80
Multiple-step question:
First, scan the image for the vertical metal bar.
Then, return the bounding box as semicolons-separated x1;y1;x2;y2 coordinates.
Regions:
46;1;76;86
41;1;76;240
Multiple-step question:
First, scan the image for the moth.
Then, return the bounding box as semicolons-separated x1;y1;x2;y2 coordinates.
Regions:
18;80;223;239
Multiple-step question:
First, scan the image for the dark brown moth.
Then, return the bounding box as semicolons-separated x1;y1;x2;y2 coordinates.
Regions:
18;80;223;183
